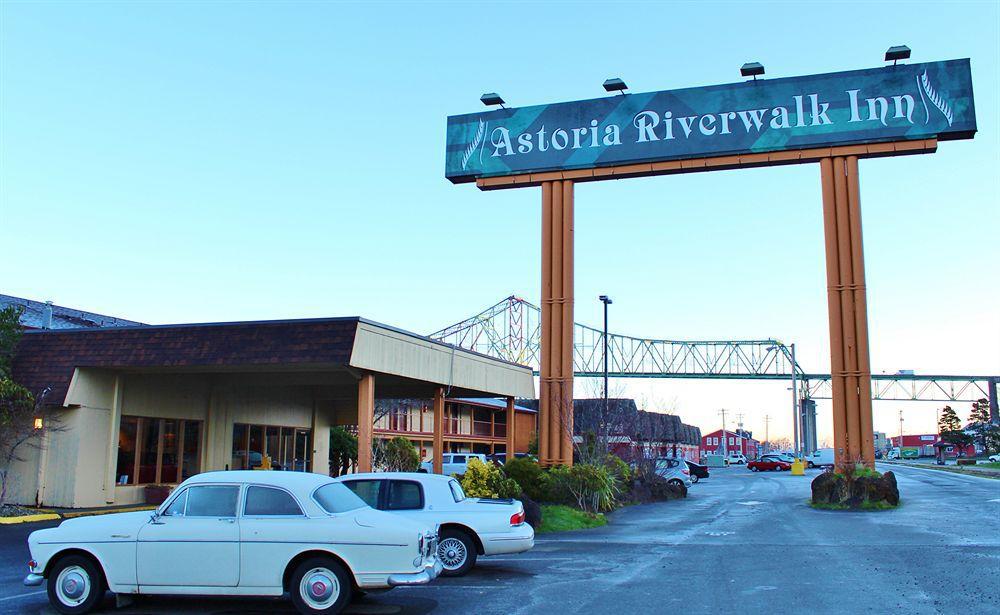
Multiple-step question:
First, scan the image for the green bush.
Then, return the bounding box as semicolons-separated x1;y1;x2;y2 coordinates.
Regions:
549;463;619;513
382;436;421;472
460;458;521;499
503;457;545;500
603;454;633;487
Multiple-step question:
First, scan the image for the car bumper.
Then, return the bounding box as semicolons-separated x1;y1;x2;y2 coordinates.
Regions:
24;573;44;587
482;524;535;556
387;558;443;587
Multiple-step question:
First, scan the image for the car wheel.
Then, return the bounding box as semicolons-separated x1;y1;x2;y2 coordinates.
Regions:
690;474;699;483
750;466;757;472
438;529;477;577
807;461;815;468
46;554;104;615
290;557;352;614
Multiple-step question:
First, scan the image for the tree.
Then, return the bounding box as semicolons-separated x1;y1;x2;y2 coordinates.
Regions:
0;306;58;506
378;436;421;472
938;406;970;447
328;427;357;476
967;398;999;454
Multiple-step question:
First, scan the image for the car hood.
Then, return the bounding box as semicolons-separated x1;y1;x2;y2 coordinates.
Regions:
30;510;153;545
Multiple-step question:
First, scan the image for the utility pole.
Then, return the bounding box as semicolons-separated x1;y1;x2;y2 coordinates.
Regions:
764;415;770;453
898;409;904;458
719;408;728;457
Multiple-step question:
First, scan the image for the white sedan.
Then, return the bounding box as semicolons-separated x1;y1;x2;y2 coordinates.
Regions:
24;471;442;614
335;472;534;576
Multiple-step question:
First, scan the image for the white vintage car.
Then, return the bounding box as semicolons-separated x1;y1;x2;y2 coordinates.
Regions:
24;471;442;615
334;472;534;576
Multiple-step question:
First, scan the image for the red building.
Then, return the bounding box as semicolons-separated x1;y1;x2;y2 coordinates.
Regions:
700;429;759;460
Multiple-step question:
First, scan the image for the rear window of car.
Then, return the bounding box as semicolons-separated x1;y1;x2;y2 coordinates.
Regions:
451;455;466;463
448;479;466;502
342;480;382;508
313;482;368;514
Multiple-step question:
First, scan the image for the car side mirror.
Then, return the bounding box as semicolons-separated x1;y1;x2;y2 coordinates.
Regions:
150;511;164;525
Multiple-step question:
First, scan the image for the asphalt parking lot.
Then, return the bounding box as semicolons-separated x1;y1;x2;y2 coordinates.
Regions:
2;464;998;614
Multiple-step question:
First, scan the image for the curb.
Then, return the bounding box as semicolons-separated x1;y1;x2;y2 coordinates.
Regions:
0;513;61;525
880;460;1000;480
0;505;157;525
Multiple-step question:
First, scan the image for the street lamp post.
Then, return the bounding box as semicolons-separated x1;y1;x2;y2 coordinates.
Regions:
599;295;612;423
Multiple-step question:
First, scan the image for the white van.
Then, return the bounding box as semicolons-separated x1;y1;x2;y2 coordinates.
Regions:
727;452;747;465
419;453;488;476
806;448;835;468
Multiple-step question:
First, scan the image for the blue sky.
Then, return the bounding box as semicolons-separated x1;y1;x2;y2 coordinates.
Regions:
2;1;997;443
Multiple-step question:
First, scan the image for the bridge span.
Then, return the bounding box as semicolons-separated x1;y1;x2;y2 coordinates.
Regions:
429;296;997;404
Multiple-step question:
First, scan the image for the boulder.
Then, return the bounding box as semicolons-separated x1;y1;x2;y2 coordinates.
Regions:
811;469;899;509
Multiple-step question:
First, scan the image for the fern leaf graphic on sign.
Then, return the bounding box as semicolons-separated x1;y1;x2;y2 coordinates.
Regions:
461;118;486;170
920;71;954;127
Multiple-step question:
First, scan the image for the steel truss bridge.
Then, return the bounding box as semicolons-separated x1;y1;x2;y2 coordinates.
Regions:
429;296;997;403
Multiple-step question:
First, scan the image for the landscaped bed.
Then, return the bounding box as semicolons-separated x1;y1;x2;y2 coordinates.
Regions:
537;505;607;533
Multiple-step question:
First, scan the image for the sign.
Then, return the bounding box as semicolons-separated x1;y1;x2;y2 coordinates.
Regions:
445;59;976;183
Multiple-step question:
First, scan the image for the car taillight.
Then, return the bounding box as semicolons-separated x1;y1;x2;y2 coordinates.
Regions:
682;469;690;475
510;510;525;526
28;560;37;571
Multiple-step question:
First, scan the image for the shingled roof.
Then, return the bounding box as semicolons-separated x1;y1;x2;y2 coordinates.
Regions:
12;318;360;404
1;294;142;330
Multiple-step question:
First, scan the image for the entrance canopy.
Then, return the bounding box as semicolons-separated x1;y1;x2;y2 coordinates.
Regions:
13;316;535;406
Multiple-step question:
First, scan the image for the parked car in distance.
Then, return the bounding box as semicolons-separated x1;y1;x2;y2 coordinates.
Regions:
654;458;692;489
886;448;901;460
419;453;488;476
727;452;748;465
335;472;533;577
748;455;792;472
685;460;710;483
485;452;535;466
24;471;441;615
990;453;1000;463
806;448;836;468
773;452;796;463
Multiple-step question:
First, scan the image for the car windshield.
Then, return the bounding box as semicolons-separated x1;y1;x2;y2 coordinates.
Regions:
313;482;369;513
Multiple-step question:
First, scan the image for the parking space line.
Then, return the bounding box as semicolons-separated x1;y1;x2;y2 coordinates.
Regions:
0;590;45;603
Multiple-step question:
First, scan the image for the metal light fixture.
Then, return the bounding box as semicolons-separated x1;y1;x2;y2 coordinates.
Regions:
480;92;506;108
602;78;628;95
884;45;911;66
740;62;765;80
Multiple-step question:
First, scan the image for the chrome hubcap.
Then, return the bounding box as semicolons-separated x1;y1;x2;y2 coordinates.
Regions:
55;566;90;606
300;568;339;608
438;537;467;569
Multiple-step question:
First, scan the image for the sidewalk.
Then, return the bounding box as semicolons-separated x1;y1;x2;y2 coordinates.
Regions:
880;459;1000;480
0;503;156;525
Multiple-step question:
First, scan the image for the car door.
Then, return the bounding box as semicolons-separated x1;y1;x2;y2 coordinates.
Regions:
383;479;426;522
447;454;466;475
136;484;241;588
239;485;311;589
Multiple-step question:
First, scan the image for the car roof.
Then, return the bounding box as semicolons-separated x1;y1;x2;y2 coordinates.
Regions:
338;472;454;482
182;470;336;490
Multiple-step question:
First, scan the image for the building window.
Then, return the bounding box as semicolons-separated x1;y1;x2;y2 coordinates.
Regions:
116;417;202;486
231;423;311;472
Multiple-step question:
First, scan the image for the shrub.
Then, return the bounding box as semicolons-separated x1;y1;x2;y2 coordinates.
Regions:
519;493;542;528
460;458;521;499
603;454;633;487
503;457;545;500
550;463;619;513
381;436;421;472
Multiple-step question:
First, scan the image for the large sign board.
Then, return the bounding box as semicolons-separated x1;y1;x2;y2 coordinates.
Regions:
446;59;975;183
